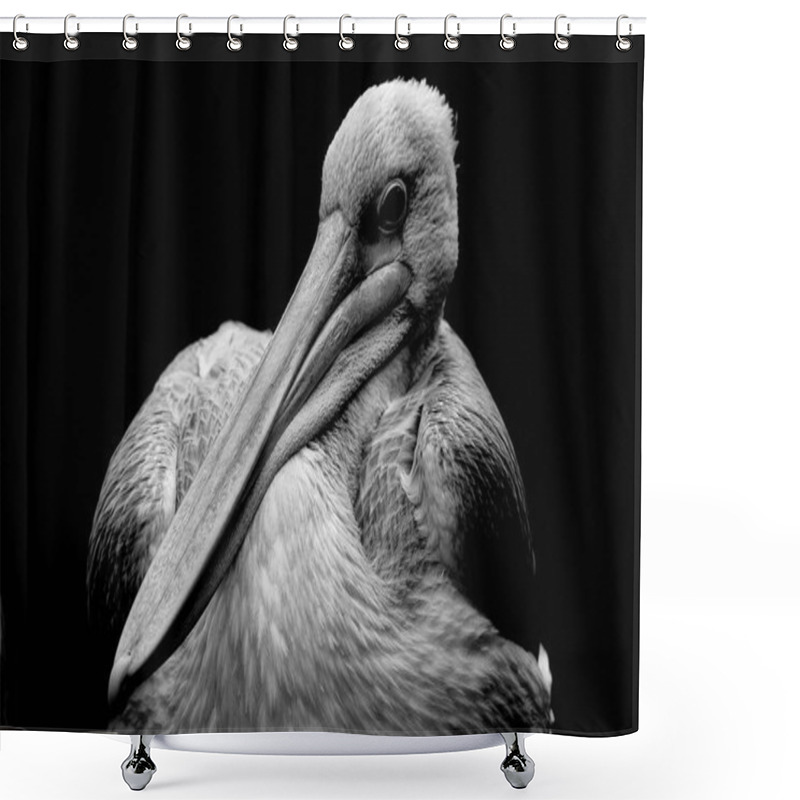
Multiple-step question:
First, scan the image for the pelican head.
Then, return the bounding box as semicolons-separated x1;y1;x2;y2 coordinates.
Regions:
107;79;460;710
320;78;458;330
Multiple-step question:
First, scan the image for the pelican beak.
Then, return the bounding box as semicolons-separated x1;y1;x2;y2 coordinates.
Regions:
108;210;413;710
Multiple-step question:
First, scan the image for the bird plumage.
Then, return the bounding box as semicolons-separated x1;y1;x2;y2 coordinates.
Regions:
86;78;553;734
89;319;550;733
87;322;269;649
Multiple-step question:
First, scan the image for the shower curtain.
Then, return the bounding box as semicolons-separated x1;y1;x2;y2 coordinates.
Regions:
0;28;643;737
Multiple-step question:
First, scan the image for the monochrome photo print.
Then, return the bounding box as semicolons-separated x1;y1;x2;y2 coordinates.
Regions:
1;36;642;737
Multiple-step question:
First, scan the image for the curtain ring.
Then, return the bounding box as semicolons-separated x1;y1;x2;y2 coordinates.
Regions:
553;14;570;51
63;13;80;51
394;15;410;50
12;14;29;51
339;14;355;50
443;14;460;51
122;14;138;51
283;15;299;51
227;15;242;51
499;14;516;50
176;14;192;50
616;14;632;51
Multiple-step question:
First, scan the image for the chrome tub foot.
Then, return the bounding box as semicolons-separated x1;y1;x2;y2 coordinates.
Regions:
500;732;535;789
121;735;156;791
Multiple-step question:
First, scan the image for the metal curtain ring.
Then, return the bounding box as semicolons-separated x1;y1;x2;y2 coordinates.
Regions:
394;15;410;50
444;14;460;51
227;15;242;51
339;14;354;50
176;14;192;50
63;13;79;51
12;14;29;51
283;15;299;51
616;14;632;51
500;14;516;50
554;14;570;51
122;14;138;51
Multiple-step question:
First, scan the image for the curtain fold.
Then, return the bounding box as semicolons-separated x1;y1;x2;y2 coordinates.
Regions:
1;32;643;736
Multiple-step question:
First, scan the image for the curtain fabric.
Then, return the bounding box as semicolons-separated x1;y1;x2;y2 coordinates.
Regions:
1;32;644;736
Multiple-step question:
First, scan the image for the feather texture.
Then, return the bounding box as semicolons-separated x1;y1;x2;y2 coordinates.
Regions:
86;322;269;649
86;78;553;734
88;320;551;733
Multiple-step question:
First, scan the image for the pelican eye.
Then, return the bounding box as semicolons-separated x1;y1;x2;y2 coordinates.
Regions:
377;179;408;235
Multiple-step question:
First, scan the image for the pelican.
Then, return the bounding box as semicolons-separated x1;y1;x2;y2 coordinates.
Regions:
87;79;552;788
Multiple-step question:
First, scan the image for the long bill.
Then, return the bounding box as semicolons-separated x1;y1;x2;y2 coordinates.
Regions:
107;210;413;710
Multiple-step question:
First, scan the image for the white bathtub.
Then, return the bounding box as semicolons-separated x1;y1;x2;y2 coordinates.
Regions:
106;731;506;755
107;731;534;790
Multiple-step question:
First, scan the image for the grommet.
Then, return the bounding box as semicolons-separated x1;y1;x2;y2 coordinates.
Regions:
616;14;632;51
395;15;410;51
500;14;516;50
12;14;29;51
283;15;299;51
176;13;192;50
64;13;80;51
339;14;354;50
227;15;242;51
554;14;570;51
444;14;460;51
122;14;138;51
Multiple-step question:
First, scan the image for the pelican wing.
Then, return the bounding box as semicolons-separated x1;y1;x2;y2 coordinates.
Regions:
359;320;541;658
86;322;269;653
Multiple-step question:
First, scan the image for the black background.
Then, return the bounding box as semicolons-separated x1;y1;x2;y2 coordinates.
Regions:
1;35;642;735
